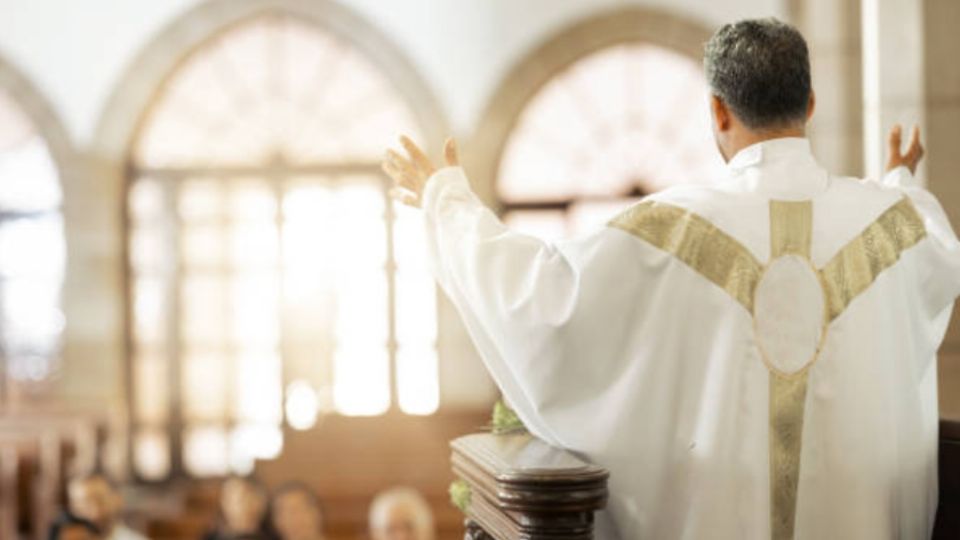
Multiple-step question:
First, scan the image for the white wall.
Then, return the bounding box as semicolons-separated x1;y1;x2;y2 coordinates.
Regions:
0;0;787;146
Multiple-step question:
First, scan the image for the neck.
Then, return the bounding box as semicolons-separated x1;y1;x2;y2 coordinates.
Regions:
725;124;806;161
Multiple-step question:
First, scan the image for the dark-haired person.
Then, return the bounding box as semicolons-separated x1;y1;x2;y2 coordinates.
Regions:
269;483;326;540
67;473;149;540
383;17;959;540
48;513;102;540
202;476;275;540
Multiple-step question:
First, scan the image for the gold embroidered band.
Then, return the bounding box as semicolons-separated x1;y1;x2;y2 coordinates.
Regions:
769;369;810;540
609;201;764;312
766;200;815;540
819;197;927;322
769;200;813;258
610;195;927;540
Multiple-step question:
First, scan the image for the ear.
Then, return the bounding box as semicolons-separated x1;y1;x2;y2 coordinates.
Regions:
806;90;816;121
711;95;731;131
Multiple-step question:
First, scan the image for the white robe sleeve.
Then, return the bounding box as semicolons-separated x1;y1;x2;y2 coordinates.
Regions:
883;166;960;372
420;167;646;447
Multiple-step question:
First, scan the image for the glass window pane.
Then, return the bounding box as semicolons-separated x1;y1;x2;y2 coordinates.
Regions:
184;425;229;477
182;224;224;269
0;277;64;357
230;424;283;471
234;350;283;424
182;351;228;421
333;345;389;416
334;271;387;344
131;225;167;272
134;16;422;168
230;273;279;346
285;380;319;431
392;203;429;269
498;44;724;203
230;222;278;268
230;180;275;221
397;346;439;415
129;178;164;223
134;351;169;423
134;428;170;481
181;275;226;344
133;277;166;344
179;179;223;222
0;216;65;278
0;138;61;211
395;269;436;346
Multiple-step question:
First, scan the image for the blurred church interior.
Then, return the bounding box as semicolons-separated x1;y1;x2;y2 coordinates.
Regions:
0;0;958;538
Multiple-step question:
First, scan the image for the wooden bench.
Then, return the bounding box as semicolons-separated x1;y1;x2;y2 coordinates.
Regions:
0;429;61;540
935;418;960;539
0;410;109;540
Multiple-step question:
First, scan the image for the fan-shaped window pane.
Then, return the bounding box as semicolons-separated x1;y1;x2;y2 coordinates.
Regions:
497;44;724;239
128;13;439;479
0;88;64;391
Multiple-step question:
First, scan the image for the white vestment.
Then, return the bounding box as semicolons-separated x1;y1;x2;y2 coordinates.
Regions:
421;138;960;539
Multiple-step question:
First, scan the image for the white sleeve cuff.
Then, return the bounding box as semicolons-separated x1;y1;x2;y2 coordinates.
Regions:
422;166;471;212
881;165;921;189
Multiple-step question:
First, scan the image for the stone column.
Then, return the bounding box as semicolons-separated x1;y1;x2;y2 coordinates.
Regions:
789;0;864;177
860;0;926;180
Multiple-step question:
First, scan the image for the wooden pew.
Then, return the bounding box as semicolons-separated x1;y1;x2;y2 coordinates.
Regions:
0;410;108;540
0;428;61;540
935;418;960;539
450;432;609;539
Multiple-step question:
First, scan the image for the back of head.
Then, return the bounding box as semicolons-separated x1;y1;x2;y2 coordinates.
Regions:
48;513;101;540
704;18;812;130
369;487;435;540
270;481;325;540
220;475;270;535
66;473;121;533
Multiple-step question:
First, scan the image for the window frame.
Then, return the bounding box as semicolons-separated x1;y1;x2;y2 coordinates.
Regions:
102;0;448;482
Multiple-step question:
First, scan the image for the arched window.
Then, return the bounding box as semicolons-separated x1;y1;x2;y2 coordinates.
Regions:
0;82;65;403
127;10;443;479
472;10;723;241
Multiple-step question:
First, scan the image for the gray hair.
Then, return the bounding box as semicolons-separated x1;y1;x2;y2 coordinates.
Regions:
704;18;811;129
369;486;435;540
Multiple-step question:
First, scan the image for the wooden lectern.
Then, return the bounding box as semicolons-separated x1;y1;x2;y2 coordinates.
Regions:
450;432;609;539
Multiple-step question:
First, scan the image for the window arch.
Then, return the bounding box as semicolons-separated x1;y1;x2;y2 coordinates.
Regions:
470;9;723;241
117;1;447;480
0;57;69;406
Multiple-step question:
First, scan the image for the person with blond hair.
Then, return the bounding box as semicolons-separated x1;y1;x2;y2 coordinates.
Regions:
368;487;435;540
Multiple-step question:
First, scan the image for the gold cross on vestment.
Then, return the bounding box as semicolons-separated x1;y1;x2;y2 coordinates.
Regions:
609;196;926;540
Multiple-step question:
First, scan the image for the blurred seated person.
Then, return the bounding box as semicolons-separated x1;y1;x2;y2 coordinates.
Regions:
48;513;102;540
369;487;435;540
67;473;148;540
203;476;274;540
269;482;326;540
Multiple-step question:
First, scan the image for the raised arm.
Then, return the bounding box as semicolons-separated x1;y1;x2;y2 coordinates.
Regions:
381;137;641;446
882;125;960;322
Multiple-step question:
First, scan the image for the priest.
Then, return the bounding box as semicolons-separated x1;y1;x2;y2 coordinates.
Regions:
383;18;960;540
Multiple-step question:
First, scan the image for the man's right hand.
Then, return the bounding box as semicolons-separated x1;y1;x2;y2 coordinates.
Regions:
886;124;924;175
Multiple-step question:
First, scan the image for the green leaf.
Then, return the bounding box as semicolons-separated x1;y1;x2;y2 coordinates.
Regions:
449;479;472;513
491;400;526;435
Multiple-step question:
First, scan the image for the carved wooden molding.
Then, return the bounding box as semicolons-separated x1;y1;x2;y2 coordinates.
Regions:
451;433;608;539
